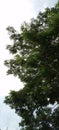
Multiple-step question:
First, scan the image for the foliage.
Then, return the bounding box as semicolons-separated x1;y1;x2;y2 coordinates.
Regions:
4;1;59;130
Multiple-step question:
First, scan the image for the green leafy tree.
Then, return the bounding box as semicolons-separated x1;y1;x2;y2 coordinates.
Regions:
4;1;59;130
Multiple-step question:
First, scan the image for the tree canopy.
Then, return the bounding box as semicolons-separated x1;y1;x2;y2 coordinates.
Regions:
4;1;59;130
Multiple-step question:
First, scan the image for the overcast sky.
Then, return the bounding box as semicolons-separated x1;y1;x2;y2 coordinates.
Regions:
0;0;58;96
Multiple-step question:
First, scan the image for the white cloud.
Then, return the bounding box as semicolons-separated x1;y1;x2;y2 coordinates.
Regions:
0;0;34;28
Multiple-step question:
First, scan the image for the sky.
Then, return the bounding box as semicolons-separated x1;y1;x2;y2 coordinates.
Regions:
0;0;58;130
0;97;20;130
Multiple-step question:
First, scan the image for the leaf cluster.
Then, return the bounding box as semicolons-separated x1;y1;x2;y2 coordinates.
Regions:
4;1;59;130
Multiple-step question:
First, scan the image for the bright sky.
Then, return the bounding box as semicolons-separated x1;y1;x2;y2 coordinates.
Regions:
0;0;35;96
0;0;58;96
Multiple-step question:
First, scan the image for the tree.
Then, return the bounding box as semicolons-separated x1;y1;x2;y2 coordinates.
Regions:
4;1;59;130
